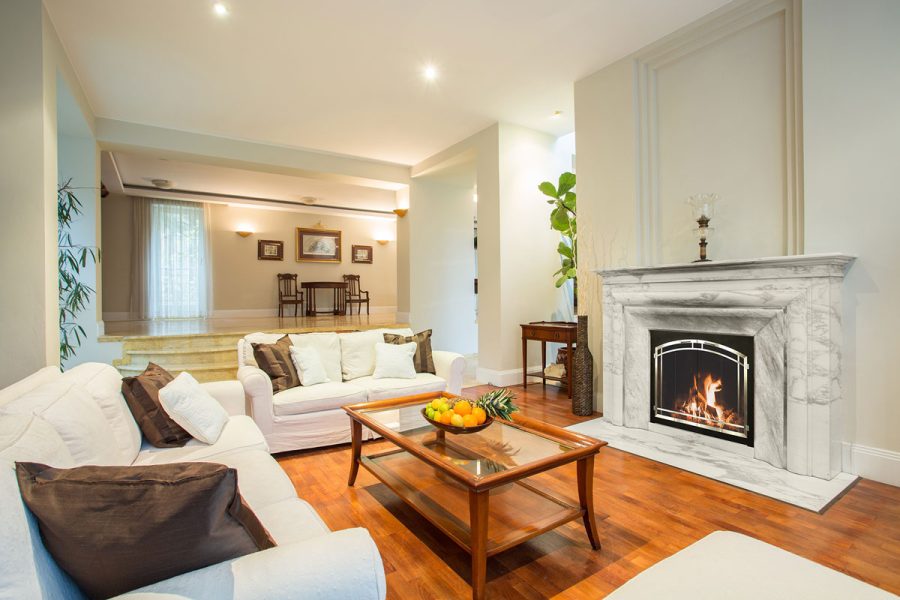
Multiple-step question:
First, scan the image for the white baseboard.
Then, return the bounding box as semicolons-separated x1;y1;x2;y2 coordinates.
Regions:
208;306;399;318
842;441;900;487
475;365;547;387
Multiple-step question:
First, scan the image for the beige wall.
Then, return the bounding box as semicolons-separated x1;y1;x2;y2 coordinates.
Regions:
803;0;900;482
101;197;397;315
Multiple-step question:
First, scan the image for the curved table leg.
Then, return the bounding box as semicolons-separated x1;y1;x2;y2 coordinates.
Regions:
348;419;362;486
577;455;601;550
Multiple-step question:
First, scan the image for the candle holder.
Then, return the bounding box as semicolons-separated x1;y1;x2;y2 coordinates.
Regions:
687;194;719;262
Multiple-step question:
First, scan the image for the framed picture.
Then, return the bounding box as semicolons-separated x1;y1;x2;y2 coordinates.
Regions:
296;227;342;262
257;240;284;261
352;245;373;264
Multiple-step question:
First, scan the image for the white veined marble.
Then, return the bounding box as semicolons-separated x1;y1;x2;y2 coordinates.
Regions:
568;418;858;512
597;253;855;481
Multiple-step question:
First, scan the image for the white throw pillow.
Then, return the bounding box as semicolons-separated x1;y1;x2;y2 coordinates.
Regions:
290;346;330;386
339;330;384;380
158;372;230;444
289;332;342;383
373;342;418;379
1;380;122;466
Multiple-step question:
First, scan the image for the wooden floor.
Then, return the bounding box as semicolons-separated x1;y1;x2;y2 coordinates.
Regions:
277;384;900;599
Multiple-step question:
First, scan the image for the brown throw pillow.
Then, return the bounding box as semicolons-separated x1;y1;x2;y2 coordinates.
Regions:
16;461;276;600
121;362;192;448
252;335;300;392
384;329;435;374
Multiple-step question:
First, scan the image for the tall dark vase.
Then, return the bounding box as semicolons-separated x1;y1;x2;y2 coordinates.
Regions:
572;315;594;416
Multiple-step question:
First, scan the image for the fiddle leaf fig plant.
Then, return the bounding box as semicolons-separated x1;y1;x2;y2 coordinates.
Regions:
58;179;100;363
539;171;577;288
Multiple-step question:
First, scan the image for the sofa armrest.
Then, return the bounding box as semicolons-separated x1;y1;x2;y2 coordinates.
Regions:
237;365;274;435
116;528;386;600
433;350;466;395
200;380;247;416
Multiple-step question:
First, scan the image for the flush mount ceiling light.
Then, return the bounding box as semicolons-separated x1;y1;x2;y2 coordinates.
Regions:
299;196;317;205
212;2;229;17
423;64;438;81
550;110;563;119
150;178;174;189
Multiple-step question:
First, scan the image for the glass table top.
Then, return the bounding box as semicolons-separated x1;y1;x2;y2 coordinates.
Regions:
360;401;575;479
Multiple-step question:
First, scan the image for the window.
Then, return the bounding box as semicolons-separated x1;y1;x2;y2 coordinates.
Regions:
147;200;210;319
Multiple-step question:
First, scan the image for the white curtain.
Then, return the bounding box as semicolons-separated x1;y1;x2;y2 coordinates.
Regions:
132;198;211;319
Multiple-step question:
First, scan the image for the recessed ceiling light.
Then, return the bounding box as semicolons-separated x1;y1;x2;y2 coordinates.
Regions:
423;64;438;81
551;110;563;119
212;2;229;17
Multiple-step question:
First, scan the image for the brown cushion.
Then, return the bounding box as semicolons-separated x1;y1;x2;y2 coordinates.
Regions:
16;461;276;600
121;362;192;448
252;335;300;392
383;329;435;374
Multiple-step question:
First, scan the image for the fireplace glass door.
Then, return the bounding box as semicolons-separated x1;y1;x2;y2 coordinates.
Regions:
650;331;753;446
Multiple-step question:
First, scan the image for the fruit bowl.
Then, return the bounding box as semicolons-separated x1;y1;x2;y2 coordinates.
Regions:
421;408;493;435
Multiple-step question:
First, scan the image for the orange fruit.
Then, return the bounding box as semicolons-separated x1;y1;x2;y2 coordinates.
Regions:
472;407;487;425
462;414;477;428
453;400;472;416
440;411;454;425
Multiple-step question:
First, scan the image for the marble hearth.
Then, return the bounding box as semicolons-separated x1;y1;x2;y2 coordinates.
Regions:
593;254;857;508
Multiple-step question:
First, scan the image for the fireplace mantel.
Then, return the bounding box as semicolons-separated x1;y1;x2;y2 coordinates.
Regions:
596;253;855;480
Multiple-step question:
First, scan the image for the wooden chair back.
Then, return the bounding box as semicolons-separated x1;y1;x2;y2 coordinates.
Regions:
343;274;361;297
278;273;299;299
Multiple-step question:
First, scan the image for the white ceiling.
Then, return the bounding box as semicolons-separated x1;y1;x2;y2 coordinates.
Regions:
46;0;729;165
107;151;397;213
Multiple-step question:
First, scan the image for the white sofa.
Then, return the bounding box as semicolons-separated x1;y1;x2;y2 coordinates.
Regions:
237;328;466;453
0;362;386;600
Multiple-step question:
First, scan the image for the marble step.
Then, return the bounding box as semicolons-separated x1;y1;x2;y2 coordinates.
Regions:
116;361;238;383
119;333;244;351
124;346;237;366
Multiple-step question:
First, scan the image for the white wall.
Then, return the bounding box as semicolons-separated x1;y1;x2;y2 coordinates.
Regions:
408;177;477;355
803;0;900;484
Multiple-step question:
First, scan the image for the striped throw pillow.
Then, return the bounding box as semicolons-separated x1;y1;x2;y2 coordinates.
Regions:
383;329;435;374
251;335;300;392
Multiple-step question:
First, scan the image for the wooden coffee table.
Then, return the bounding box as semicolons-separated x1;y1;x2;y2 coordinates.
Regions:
344;392;607;600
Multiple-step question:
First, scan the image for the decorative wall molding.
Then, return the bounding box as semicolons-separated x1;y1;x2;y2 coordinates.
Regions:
842;442;900;488
632;0;803;265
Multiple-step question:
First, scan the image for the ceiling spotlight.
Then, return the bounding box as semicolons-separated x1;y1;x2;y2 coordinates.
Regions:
150;179;174;189
423;64;438;81
212;2;229;17
551;110;562;119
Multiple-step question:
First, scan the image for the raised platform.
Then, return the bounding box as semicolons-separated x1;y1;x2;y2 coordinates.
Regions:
102;313;407;382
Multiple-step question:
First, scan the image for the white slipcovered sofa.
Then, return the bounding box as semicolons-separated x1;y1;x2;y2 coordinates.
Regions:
0;362;386;600
237;328;466;453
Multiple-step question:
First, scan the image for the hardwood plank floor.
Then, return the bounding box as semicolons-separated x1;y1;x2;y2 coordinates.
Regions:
276;384;900;599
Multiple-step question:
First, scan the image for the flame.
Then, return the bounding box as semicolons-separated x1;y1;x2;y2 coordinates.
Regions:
675;372;742;430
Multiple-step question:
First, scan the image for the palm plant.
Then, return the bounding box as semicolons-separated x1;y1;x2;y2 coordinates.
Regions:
538;172;577;288
58;179;99;362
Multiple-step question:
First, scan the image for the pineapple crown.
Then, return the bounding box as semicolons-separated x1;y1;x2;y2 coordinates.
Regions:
475;388;519;421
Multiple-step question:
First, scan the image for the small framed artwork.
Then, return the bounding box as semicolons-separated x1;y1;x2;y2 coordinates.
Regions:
257;240;284;261
352;245;373;264
296;227;342;262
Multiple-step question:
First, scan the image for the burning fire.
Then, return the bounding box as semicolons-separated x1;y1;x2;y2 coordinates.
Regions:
677;373;742;429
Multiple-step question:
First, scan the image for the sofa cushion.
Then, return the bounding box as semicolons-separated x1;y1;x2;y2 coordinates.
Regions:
159;372;230;444
253;498;331;545
0;365;60;409
132;415;268;465
253;335;301;393
16;461;276;600
338;330;383;380
209;448;299;511
122;363;192;448
0;416;84;600
240;332;283;367
373;342;417;379
288;332;342;383
383;329;436;374
60;362;142;464
2;380;124;466
272;382;367;417
352;373;447;402
290;345;331;386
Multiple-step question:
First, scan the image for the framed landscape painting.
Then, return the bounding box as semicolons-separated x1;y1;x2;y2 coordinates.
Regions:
257;239;284;261
352;245;373;264
296;227;342;262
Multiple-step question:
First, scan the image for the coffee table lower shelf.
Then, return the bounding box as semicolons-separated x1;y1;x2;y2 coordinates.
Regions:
360;449;584;557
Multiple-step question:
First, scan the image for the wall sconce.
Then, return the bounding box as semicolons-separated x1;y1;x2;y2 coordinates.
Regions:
376;239;390;246
393;208;408;218
235;224;254;238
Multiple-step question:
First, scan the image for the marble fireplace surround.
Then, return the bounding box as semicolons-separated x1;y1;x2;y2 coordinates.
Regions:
599;254;855;480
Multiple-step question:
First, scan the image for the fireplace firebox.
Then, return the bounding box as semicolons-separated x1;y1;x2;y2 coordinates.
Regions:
650;330;753;446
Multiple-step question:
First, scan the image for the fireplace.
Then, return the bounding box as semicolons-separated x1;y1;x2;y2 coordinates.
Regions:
650;330;754;446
